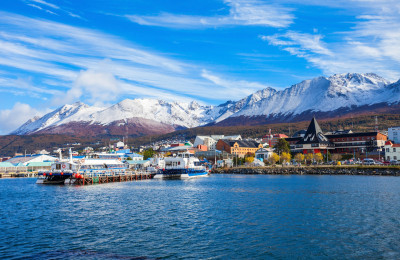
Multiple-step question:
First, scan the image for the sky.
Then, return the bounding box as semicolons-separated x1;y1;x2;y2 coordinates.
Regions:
0;0;400;134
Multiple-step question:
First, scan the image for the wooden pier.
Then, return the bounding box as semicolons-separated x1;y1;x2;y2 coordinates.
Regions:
65;172;155;185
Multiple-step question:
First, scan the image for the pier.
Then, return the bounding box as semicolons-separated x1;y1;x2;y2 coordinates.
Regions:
67;172;154;185
212;165;400;176
0;171;38;178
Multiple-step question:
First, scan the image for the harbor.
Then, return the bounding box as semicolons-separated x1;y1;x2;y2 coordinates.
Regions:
2;174;400;259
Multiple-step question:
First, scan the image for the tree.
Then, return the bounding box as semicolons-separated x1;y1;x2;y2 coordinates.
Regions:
305;153;314;164
281;152;291;164
245;156;254;164
324;151;332;162
294;153;305;163
274;138;291;154
142;148;156;160
268;153;280;165
314;153;323;164
332;154;341;162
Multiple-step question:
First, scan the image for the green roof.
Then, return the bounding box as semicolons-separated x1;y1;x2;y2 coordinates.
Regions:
26;162;53;167
126;160;150;165
0;162;15;167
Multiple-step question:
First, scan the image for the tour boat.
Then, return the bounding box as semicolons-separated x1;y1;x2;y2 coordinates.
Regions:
36;151;127;184
152;152;210;180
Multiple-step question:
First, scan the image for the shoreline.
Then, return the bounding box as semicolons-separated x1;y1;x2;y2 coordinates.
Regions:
212;166;400;176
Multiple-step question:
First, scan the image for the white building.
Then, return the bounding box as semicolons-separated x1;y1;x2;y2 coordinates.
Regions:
384;141;400;161
5;154;58;166
255;148;274;161
388;127;400;143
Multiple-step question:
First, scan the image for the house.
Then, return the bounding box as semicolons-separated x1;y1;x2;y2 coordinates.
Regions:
262;134;288;147
255;148;274;161
216;139;263;157
216;159;233;168
384;141;400;161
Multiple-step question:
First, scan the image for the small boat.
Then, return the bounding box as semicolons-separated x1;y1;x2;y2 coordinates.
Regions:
152;151;210;180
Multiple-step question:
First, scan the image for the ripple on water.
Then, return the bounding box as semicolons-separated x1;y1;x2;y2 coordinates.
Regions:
1;175;400;259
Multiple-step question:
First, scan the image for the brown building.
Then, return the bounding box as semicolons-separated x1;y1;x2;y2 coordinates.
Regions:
286;117;387;154
216;139;263;157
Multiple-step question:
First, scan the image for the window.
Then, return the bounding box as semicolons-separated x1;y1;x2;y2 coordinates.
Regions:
386;148;390;152
394;148;397;153
395;156;398;160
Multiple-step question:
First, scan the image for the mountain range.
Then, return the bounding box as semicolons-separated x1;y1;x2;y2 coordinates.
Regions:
12;73;400;136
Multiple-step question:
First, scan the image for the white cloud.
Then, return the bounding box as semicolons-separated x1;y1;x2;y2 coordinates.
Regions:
201;69;271;99
127;0;294;28
0;103;49;134
261;4;400;82
29;0;59;10
0;11;266;115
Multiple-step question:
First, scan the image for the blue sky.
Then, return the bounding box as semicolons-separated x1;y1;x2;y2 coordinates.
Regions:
0;0;400;134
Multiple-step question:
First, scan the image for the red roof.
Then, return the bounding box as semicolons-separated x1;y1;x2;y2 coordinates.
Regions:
386;141;400;147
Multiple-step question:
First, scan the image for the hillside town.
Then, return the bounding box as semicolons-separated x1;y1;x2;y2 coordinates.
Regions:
1;117;400;176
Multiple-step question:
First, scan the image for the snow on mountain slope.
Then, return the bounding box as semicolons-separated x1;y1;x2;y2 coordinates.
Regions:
231;73;395;118
11;73;400;135
87;99;224;128
12;102;104;135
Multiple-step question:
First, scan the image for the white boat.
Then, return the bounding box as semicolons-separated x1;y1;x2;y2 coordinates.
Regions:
36;150;128;184
152;152;210;179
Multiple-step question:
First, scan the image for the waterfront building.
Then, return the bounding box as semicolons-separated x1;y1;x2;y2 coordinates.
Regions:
255;148;274;161
286;117;387;154
5;154;58;166
295;117;335;154
216;139;263;157
388;127;400;143
325;132;386;154
384;141;400;161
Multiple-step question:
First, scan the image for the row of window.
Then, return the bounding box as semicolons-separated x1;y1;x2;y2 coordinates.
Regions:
330;137;375;142
386;148;397;153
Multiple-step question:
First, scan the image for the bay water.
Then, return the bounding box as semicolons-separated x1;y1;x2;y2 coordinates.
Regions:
1;174;400;259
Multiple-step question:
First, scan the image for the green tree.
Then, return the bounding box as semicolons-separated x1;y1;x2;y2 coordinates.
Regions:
324;151;332;162
142;148;156;160
274;138;291;154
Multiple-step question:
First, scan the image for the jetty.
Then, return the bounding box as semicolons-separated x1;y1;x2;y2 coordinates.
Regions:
68;171;154;185
212;165;400;176
36;170;155;185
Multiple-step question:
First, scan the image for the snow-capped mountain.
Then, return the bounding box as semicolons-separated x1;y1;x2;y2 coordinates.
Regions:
12;73;400;136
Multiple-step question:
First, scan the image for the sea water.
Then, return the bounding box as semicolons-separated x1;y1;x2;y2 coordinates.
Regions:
1;175;400;259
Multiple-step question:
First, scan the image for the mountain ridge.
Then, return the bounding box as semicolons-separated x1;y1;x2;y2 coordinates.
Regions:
12;72;400;136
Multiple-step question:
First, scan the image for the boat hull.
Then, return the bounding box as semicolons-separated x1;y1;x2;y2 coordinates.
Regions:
154;169;209;180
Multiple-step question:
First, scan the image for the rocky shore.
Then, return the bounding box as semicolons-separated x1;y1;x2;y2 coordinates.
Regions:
212;166;400;176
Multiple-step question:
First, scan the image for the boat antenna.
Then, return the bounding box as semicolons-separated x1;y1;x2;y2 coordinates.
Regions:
59;149;62;161
69;148;73;163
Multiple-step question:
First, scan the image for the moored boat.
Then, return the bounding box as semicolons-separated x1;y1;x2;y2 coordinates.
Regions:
153;151;210;180
36;151;128;184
